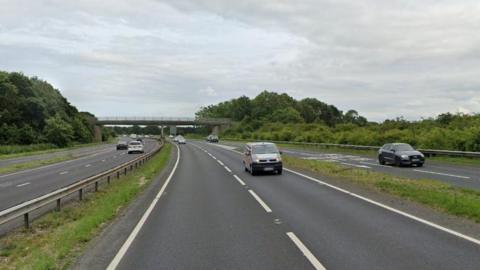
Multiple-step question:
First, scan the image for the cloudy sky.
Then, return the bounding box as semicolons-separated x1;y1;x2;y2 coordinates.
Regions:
1;0;479;121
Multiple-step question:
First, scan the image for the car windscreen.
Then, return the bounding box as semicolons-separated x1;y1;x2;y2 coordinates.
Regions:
252;144;278;154
394;144;414;151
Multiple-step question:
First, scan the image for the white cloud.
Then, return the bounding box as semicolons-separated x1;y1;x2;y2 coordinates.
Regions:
0;0;479;121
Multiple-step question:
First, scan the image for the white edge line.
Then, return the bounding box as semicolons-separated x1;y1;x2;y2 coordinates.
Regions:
284;168;480;246
413;169;470;179
107;143;181;270
215;143;480;246
233;175;246;186
248;190;272;213
286;232;327;270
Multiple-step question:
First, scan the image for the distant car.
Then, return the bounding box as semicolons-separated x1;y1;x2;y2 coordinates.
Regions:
176;136;186;144
243;142;282;175
206;134;219;143
136;138;144;144
128;141;144;154
173;135;180;142
116;141;128;150
169;135;174;139
378;143;425;167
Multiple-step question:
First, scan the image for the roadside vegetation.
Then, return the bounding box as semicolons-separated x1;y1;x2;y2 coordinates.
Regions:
0;155;76;175
284;155;480;223
194;91;480;152
0;71;114;149
0;143;172;270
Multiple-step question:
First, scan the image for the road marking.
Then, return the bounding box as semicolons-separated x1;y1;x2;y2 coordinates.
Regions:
212;156;217;160
16;182;30;187
287;232;327;270
284;168;480;246
233;174;246;186
85;164;91;167
59;171;69;175
121;153;126;155
340;162;371;169
102;159;106;162
224;166;232;173
413;169;470;179
359;161;388;167
248;190;272;213
217;160;224;166
107;143;181;270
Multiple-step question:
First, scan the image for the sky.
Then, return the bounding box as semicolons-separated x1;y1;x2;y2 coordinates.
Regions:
0;0;479;122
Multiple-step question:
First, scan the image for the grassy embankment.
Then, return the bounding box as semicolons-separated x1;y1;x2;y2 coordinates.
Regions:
0;143;172;270
284;155;480;223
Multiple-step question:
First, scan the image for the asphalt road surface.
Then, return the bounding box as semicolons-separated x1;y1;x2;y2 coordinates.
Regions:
217;141;480;190
0;142;115;168
100;141;480;270
0;139;158;211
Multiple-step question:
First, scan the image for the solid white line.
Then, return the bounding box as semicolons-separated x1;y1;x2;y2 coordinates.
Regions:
107;143;181;270
224;166;232;173
413;169;470;179
59;171;69;175
233;175;246;186
248;190;272;213
284;168;480;246
211;142;480;245
286;232;327;270
16;182;30;187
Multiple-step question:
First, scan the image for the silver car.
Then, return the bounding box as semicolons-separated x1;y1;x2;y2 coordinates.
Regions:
243;142;282;175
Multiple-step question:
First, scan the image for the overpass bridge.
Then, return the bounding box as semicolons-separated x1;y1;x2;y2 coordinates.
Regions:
93;117;231;140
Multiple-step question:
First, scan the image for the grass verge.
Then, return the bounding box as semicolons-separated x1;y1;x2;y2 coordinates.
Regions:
0;138;116;160
221;138;480;167
0;155;77;175
0;143;172;270
284;155;480;223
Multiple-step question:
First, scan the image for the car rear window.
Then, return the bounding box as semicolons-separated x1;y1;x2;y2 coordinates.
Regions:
129;141;141;145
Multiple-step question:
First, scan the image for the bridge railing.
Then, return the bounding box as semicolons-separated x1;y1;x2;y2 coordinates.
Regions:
96;117;231;125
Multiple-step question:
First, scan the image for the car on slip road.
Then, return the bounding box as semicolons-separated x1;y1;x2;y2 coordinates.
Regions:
128;141;144;154
378;143;425;167
206;134;219;143
243;142;282;175
116;140;128;150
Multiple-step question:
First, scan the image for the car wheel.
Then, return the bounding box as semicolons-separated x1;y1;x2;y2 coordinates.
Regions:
250;165;256;176
378;156;386;165
277;169;282;175
417;163;423;167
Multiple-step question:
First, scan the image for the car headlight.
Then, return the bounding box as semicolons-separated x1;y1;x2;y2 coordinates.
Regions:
401;154;409;160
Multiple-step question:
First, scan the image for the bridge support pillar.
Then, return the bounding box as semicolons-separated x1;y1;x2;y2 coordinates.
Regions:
170;126;177;136
94;125;102;142
160;126;164;138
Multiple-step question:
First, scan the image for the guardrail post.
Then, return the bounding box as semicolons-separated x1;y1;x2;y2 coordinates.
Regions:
24;213;29;229
107;175;111;184
56;199;61;211
95;181;98;192
124;167;127;175
117;171;120;179
79;189;83;201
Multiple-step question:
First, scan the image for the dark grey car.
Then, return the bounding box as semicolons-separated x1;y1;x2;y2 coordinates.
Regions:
378;143;425;167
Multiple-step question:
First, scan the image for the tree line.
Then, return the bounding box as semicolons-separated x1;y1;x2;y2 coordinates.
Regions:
195;91;480;151
0;71;111;147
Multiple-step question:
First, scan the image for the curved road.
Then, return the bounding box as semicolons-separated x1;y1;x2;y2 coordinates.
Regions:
90;141;480;270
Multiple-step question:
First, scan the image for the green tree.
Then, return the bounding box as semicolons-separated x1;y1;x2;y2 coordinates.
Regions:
44;115;74;147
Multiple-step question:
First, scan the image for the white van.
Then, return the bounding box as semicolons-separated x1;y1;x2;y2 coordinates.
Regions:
243;142;282;175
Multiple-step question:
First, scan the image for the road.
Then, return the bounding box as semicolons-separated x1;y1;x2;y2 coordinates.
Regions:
97;141;480;270
0;143;115;168
217;141;480;190
0;138;158;211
